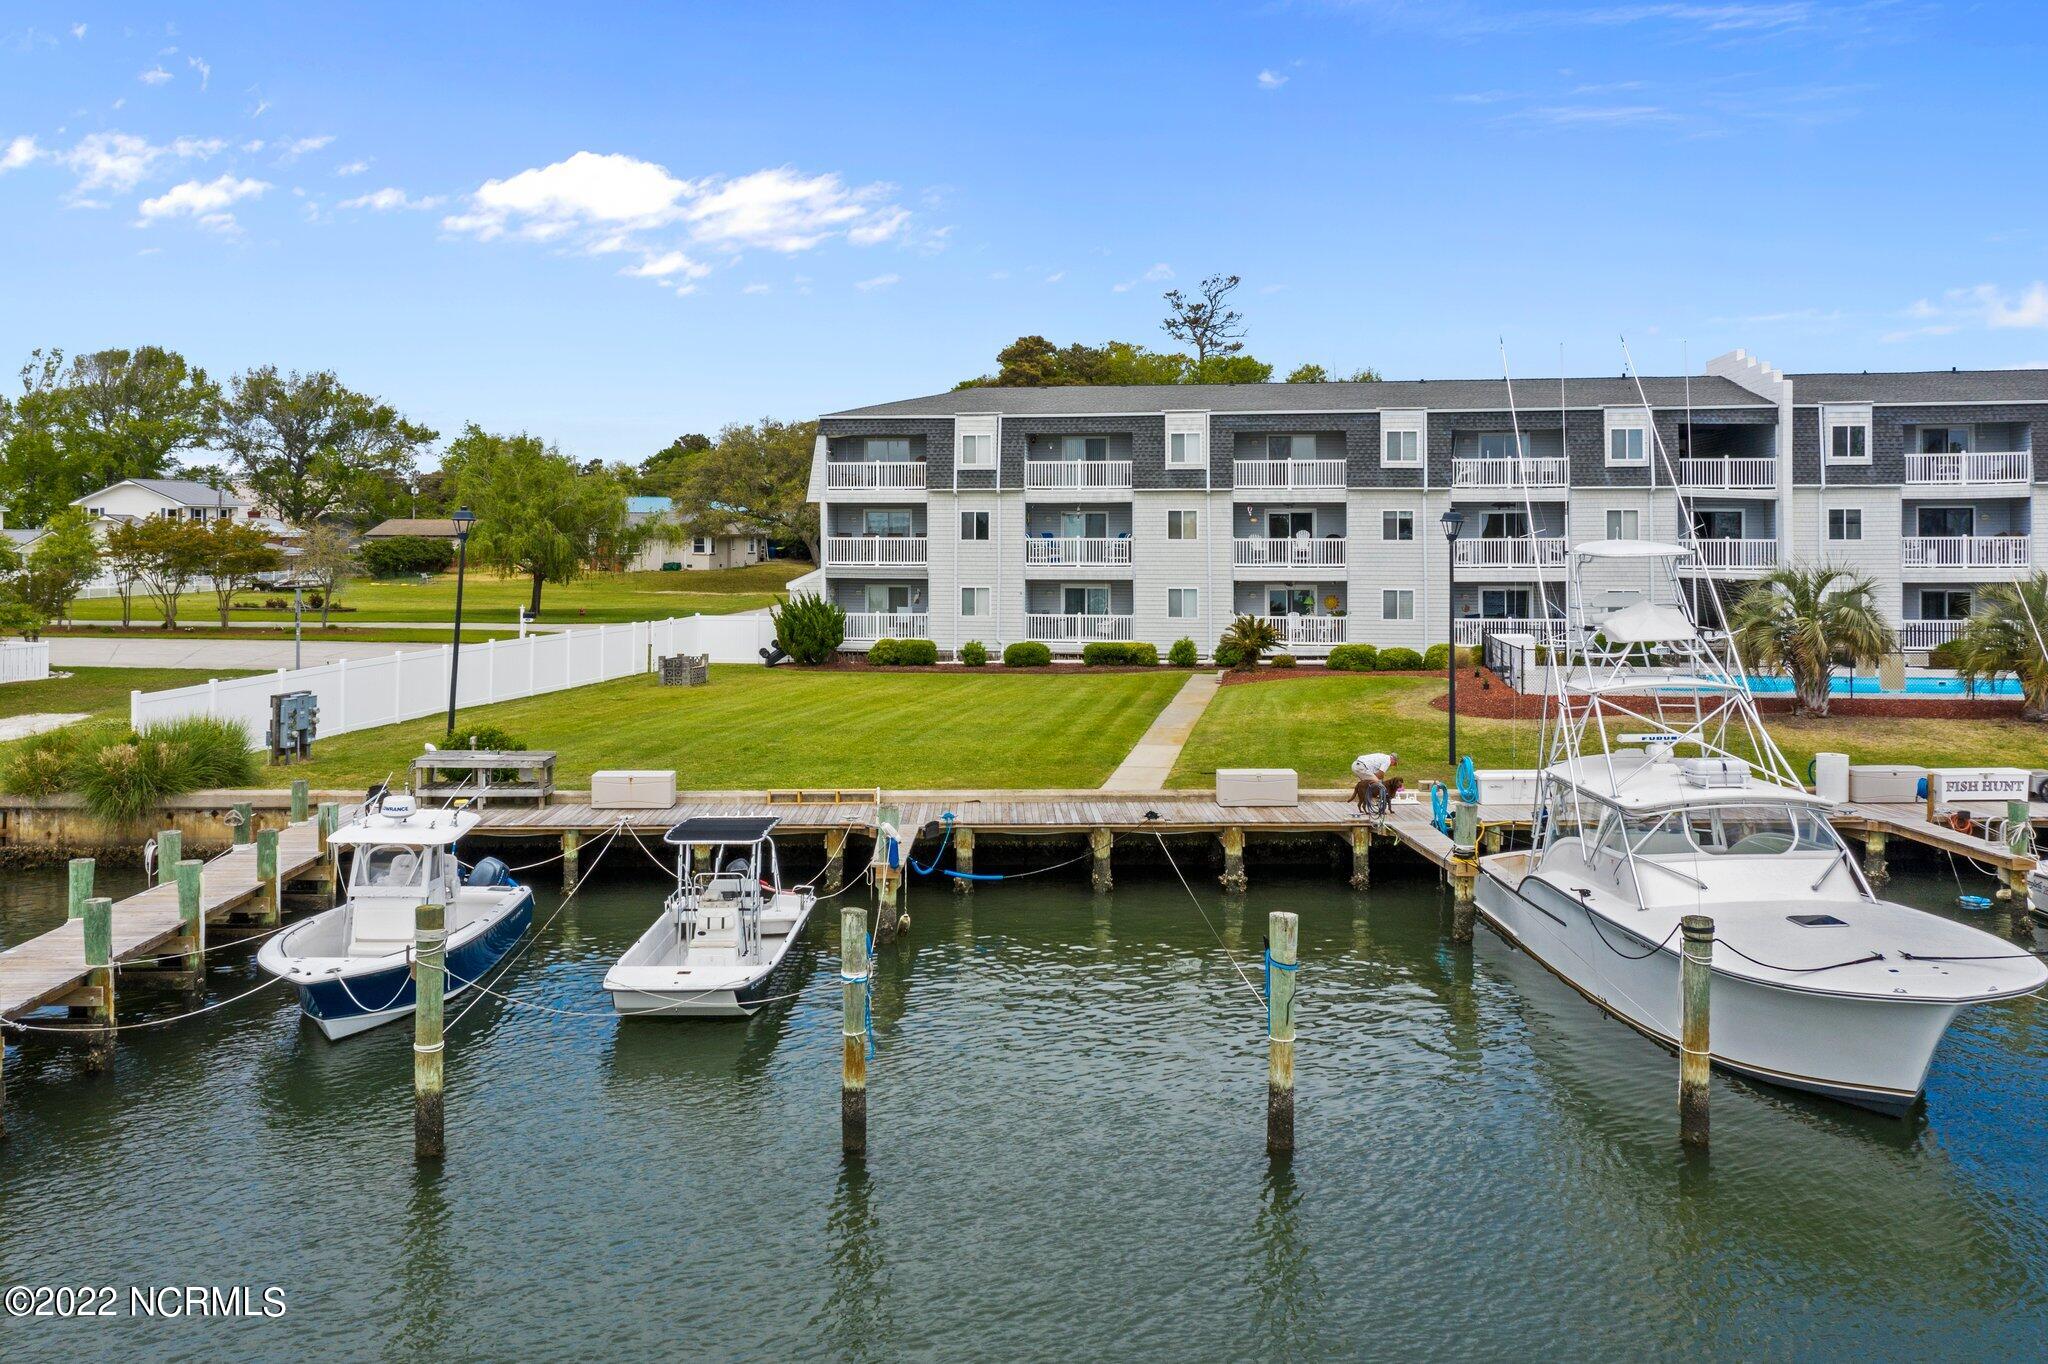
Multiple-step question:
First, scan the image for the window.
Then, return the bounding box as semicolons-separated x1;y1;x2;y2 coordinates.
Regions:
959;511;990;541
1268;587;1315;616
1918;426;1970;454
1480;588;1532;618
866;437;911;462
1168;588;1199;618
359;844;428;888
1824;406;1871;464
1608;427;1647;465
1267;510;1314;540
1692;509;1745;540
1606;509;1640;540
691;537;711;554
1062;585;1111;615
863;508;912;536
960;587;990;618
1478;433;1532;461
1921;589;1973;620
1060;436;1110;461
1382;589;1414;621
1828;508;1861;541
1480;510;1529;539
958;433;993;468
1917;506;1975;538
1382;510;1414;541
1682;805;1838;856
864;583;913;612
1167;509;1199;539
1382;430;1419;466
1168;431;1203;467
1060;510;1108;538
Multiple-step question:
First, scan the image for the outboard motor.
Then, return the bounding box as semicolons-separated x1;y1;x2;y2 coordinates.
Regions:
759;643;790;667
466;856;512;888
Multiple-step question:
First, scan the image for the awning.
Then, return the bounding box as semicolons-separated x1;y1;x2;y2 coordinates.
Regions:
664;816;782;845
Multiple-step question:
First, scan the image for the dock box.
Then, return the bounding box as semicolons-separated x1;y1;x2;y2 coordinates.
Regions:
590;770;678;809
1927;767;2032;811
1847;765;1925;804
1216;768;1298;808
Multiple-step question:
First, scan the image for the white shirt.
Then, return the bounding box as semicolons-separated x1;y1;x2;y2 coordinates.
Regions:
1352;753;1394;782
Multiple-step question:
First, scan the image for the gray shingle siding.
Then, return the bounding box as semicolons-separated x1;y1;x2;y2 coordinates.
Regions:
820;417;954;485
1001;415;1163;490
1213;413;1393;487
1791;371;2048;404
1790;402;2045;484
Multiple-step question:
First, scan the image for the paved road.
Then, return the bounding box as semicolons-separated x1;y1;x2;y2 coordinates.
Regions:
50;635;453;670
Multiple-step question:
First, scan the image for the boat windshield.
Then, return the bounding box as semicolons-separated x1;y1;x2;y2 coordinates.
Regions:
358;844;429;887
1682;804;1838;856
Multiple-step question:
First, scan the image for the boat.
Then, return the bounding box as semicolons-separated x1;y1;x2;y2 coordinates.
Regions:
604;815;818;1018
256;791;534;1040
1474;537;2046;1115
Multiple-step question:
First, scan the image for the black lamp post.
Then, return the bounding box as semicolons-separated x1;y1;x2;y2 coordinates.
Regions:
445;507;476;738
1441;508;1465;766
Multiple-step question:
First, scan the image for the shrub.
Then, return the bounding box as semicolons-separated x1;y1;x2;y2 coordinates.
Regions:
866;637;902;665
1;722;122;798
1003;641;1052;667
362;536;456;578
1216;614;1281;670
146;716;259;788
868;638;936;666
455;724;526;753
1213;640;1246;669
1326;643;1379;671
771;592;846;665
1269;652;1297;668
1168;637;1197;667
1081;641;1159;666
1376;646;1425;670
23;717;257;822
1928;639;1964;669
961;640;989;667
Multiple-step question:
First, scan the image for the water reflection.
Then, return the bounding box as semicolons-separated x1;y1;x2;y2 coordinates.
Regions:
818;1162;895;1360
1250;1161;1325;1361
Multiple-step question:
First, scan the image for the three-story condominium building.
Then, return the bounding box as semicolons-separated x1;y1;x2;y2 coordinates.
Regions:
808;351;2048;659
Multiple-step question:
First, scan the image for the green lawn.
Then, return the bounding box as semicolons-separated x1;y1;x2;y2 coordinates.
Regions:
1168;674;2048;788
68;561;809;627
0;666;260;725
258;666;1190;790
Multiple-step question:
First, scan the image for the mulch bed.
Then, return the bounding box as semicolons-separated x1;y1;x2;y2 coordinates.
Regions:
808;657;1203;676
1431;671;2027;722
1215;666;1436;688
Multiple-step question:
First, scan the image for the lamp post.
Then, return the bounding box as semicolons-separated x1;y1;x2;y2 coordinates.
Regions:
1440;508;1465;767
445;507;476;738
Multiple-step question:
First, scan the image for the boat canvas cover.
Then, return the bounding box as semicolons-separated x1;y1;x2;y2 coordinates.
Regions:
1599;600;1698;645
1575;538;1692;560
327;809;478;848
664;816;782;845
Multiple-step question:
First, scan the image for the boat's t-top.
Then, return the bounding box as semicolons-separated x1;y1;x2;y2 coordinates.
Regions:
662;816;786;945
328;792;477;908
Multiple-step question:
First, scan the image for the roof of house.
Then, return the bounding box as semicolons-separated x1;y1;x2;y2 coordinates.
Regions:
1787;369;2048;405
2;528;42;548
75;477;248;507
363;517;461;539
626;495;674;516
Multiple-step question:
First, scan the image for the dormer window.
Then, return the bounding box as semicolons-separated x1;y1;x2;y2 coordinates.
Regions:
1823;405;1871;464
1604;408;1650;466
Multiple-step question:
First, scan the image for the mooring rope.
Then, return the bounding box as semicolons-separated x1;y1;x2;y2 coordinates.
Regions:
0;974;289;1035
1151;831;1267;1016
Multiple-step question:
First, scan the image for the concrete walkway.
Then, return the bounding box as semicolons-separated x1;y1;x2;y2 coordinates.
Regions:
1102;671;1223;791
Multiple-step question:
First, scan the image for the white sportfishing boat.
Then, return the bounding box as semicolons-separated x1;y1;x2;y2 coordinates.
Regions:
604;816;818;1018
1475;537;2046;1115
256;792;533;1040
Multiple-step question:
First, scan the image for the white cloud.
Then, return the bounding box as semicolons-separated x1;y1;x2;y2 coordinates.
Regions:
136;174;270;231
1885;282;2048;341
70;23;86;39
276;135;334;161
847;205;909;246
742;282;772;294
683;166;892;252
988;269;1010;281
854;273;900;292
1044;270;1066;284
335;158;371;176
138;65;172;86
188;56;210;91
250;98;271;118
338;186;443;211
1257;69;1288;90
444;150;694;241
620;250;709;281
60;131;223;196
1965;282;2048;329
1143;262;1174;281
1;135;40;172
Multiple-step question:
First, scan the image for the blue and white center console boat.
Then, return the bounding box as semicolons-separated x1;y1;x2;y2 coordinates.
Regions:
256;792;534;1040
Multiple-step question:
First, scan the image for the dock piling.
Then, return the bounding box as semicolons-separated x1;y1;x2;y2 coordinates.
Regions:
1861;831;1889;886
874;803;903;944
155;829;181;883
290;779;310;823
1679;914;1714;1148
1267;910;1298;1157
561;829;581;886
81;896;115;1070
231;800;253;845
1449;798;1480;944
951;826;974;894
67;857;94;920
255;828;280;926
1348;826;1370;889
1218;827;1247;892
841;905;869;1156
1089;828;1114;894
414;901;446;1162
317;801;339;851
173;858;205;994
822;828;848;893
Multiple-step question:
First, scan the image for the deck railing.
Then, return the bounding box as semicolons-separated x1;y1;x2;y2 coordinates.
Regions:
1234;537;1348;569
1677;456;1776;490
1901;535;2030;569
1023;537;1134;567
1026;613;1134;643
1024;460;1133;491
1689;538;1778;570
1900;620;1962;651
1259;615;1348;647
1903;450;2031;486
826;461;927;490
1452;616;1568;646
1451;456;1569;489
824;535;928;566
1452;537;1567;569
1233;458;1346;492
845;612;930;641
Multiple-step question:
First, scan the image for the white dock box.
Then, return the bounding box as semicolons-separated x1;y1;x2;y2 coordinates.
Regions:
1216;768;1298;808
1847;764;1925;804
590;770;678;809
1927;767;2032;811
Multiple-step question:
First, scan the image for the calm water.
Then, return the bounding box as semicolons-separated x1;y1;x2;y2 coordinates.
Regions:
1;851;2045;1361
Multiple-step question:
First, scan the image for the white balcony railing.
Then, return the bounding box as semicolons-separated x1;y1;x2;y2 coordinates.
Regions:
824;535;928;567
845;612;929;641
1901;620;1963;651
1026;613;1134;643
1689;538;1779;570
1024;537;1134;567
827;461;927;490
1024;460;1133;491
1451;456;1570;490
1260;615;1348;647
1234;537;1348;569
1677;457;1776;490
1904;450;2031;486
1453;617;1568;646
1453;537;1568;569
1233;458;1347;492
1901;535;2031;569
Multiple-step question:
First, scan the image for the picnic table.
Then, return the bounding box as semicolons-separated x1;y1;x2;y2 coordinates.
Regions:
410;749;558;807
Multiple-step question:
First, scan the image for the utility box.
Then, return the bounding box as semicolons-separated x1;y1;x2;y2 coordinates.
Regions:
267;689;318;763
1847;764;1925;804
1217;768;1298;808
590;770;678;809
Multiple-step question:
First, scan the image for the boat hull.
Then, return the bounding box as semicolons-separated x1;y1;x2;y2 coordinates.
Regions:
609;969;781;1020
291;890;533;1041
1475;867;1962;1115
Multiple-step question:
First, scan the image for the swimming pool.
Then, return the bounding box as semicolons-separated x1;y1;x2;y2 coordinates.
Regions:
1740;672;2021;698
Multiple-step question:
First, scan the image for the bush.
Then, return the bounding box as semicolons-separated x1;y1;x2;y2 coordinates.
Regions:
1213;640;1246;669
1377;646;1426;670
868;638;936;666
866;637;901;665
7;717;257;822
455;724;525;753
1003;641;1052;667
1928;640;1964;669
961;640;989;667
1081;641;1159;666
1216;614;1281;670
1168;637;1197;667
771;592;846;665
362;536;456;578
1;722;121;798
146;716;260;788
1326;643;1379;671
1269;653;1297;668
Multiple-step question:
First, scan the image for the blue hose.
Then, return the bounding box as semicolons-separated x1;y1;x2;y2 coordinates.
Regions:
909;811;955;876
1430;782;1450;835
1457;755;1480;803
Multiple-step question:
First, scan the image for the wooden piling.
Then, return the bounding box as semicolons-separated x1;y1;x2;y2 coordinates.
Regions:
951;826;975;894
840;904;869;1156
874;804;903;945
81;895;114;1070
1267;910;1298;1157
875;866;901;945
290;778;310;822
1089;828;1114;893
67;856;94;920
822;828;848;892
1449;797;1480;943
174;858;205;993
1348;826;1370;889
231;800;254;845
561;829;581;885
255;827;280;926
155;829;182;884
414;900;446;1162
1679;914;1714;1148
1218;827;1247;892
317;801;339;850
1861;831;1889;886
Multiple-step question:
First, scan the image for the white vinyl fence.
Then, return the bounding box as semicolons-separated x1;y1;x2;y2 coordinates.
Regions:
130;613;781;745
0;640;51;684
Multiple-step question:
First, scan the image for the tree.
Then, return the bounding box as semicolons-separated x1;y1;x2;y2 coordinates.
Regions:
201;520;283;627
673;418;821;563
20;507;100;625
1286;363;1330;384
1217;613;1281;670
1189;355;1274;385
1162;273;1247;364
1953;572;2048;720
217;367;437;524
100;519;152;627
117;518;212;629
442;425;630;616
1730;564;1896;717
294;522;361;625
636;433;711;493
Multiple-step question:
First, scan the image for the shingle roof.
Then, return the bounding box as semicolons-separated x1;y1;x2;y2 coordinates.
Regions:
364;517;460;539
626;495;674;516
1788;369;2048;404
119;477;247;505
825;375;1767;418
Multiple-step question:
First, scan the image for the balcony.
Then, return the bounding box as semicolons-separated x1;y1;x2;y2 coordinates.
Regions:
1902;536;2031;570
1023;537;1133;568
824;535;927;567
1453;537;1567;570
1451;456;1569;491
1026;613;1134;644
846;611;929;641
1903;450;2031;488
1259;615;1348;649
827;461;927;491
1689;538;1778;571
1233;459;1346;493
1677;457;1775;491
1024;460;1133;492
1452;617;1567;646
1234;537;1347;570
1900;620;1962;652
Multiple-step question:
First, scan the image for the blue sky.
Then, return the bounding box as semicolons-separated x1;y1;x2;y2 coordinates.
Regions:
3;2;2046;462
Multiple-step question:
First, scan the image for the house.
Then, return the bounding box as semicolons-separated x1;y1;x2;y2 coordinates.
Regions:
362;517;462;541
71;477;250;525
618;495;768;571
811;352;2048;659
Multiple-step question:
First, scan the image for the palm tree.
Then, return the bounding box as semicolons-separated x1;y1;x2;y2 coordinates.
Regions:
1953;571;2048;720
1729;565;1895;717
1218;613;1280;670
